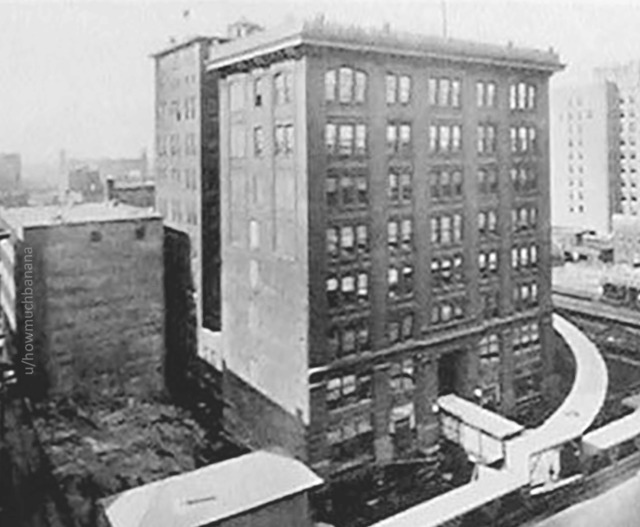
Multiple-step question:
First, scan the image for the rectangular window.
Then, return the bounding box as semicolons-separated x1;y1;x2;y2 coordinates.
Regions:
254;77;264;106
326;123;337;153
339;67;354;103
253;126;264;156
325;70;337;102
339;125;354;156
438;78;450;106
399;75;411;104
386;74;397;104
355;71;367;103
428;78;438;105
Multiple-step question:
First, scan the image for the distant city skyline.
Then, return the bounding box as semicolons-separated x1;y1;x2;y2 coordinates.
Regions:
1;0;639;168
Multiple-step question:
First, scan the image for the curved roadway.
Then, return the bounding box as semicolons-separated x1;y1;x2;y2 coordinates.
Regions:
372;314;608;527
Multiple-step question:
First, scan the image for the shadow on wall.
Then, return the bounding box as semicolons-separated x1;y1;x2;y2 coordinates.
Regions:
163;227;197;396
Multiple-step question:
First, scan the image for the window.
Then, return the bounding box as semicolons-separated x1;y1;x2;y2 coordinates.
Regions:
339;124;354;156
399;75;411;104
327;228;339;257
326;176;338;207
253;126;264;156
355;124;367;155
325;70;337;102
274;71;293;105
476;81;497;108
430;77;461;107
387;123;412;154
339;67;354;103
355;71;367;103
326;372;372;410
340;226;355;257
510;125;537;153
388;221;398;250
254;77;264;106
326;123;337;153
510;81;536;110
429;124;462;153
386;74;398;104
401;219;413;250
432;169;463;200
477;124;497;154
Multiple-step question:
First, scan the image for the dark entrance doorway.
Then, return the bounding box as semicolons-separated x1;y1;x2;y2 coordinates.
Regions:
438;352;459;396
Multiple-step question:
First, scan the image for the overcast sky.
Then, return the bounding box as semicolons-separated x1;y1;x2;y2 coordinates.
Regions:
2;0;640;167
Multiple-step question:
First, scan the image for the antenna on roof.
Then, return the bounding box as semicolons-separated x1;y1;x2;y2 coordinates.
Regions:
441;0;448;38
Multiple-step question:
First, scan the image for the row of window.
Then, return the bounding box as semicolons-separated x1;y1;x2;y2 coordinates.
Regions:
478;249;499;276
388;219;413;252
324;69;537;111
326;225;369;260
512;206;538;231
389;170;413;204
156;97;197;122
157;133;197;157
510;167;538;192
431;297;466;325
325;123;367;156
328;320;370;358
430;213;463;245
327;209;534;261
511;244;539;269
513;282;539;310
326;372;372;410
326;272;369;308
326;171;368;209
388;265;414;299
512;321;541;351
509;82;537;110
323;122;539;157
326;164;531;212
252;124;295;157
388;312;415;344
229;71;293;111
431;254;464;287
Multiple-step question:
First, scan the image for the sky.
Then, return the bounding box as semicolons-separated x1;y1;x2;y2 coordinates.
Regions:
2;0;640;170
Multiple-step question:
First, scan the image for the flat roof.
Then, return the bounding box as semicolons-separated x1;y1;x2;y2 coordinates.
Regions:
438;394;524;440
207;17;563;72
102;451;323;527
0;203;160;231
151;34;228;59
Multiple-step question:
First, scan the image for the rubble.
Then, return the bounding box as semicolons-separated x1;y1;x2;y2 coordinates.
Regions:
31;393;213;527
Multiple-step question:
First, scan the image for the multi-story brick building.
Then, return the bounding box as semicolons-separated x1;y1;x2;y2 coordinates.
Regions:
153;35;228;366
595;61;640;218
0;203;164;399
550;81;620;237
210;19;562;474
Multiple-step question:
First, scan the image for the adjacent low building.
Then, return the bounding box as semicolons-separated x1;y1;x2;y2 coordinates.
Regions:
0;202;164;398
106;177;156;208
99;451;323;527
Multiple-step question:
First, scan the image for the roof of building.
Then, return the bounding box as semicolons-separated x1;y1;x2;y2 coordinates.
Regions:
151;34;229;59
207;16;563;72
437;394;524;440
0;202;160;231
101;451;323;527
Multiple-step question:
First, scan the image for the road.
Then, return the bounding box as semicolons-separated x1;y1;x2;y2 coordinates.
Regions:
534;474;640;527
